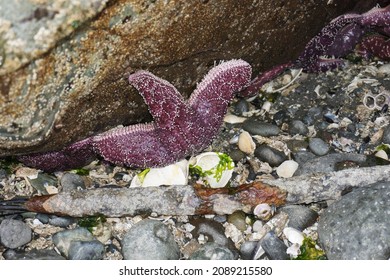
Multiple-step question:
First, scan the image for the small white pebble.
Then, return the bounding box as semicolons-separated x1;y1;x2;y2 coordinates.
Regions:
261;101;272;112
252;220;264;232
276;160;299;178
238;131;256;154
286;243;301;258
224;114;247;124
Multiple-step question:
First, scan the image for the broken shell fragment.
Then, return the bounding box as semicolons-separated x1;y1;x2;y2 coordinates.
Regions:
130;159;188;188
253;203;274;221
276;160;299;178
189;152;234;188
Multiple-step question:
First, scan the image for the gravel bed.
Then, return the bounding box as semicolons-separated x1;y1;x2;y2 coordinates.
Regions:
1;58;390;260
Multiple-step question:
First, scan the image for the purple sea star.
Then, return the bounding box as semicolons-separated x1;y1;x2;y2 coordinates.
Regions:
19;59;251;172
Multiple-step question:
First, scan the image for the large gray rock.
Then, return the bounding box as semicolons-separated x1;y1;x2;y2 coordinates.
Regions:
121;219;180;260
0;219;32;249
0;0;360;156
318;182;390;260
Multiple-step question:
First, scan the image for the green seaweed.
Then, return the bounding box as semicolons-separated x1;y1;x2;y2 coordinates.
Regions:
72;168;89;176
189;153;234;183
137;168;150;183
78;215;107;233
295;237;326;260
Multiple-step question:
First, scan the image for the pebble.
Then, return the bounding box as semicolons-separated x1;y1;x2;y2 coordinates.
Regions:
308;138;330;156
260;231;290;260
68;240;105;260
0;219;32;249
318;182;390;259
292;151;316;165
121;219;180;260
286;139;309;153
294;153;367;176
48;215;76;227
303;107;323;125
229;149;246;162
289;120;309;135
52;227;98;258
381;125;390;144
0;169;8;180
255;145;287;167
36;213;50;224
239;241;258;260
189;242;236;260
234;98;250;115
238;131;256;154
3;249;65;260
276;160;298;178
190;218;236;253
60;173;86;191
242;119;280;137
227;211;247;231
279;205;318;231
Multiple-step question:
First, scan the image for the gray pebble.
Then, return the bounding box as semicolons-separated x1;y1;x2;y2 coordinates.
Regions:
52;227;96;258
0;169;8;180
294;153;367;176
190;217;237;256
227;211;247;231
303;107;323;125
242;119;280;137
121;219;180;260
318;182;390;260
279;205;318;231
68;240;104;260
308;138;330;156
229;149;246;162
382;125;390;144
189;242;236;260
234;98;250;115
239;241;258;260
289;120;309;136
60;173;86;192
292;151;316;166
255;145;287;167
260;231;290;260
0;219;32;249
48;215;75;227
3;248;65;260
286;140;309;153
36;213;50;224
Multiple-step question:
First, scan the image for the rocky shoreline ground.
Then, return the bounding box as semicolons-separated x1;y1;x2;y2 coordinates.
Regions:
1;57;390;260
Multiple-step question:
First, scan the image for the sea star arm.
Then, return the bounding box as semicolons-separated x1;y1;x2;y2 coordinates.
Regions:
17;137;96;172
93;123;176;168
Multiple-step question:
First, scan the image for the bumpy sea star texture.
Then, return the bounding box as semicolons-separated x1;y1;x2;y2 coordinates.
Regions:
19;60;251;171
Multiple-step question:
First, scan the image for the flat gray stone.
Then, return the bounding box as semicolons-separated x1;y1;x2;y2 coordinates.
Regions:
318;182;390;260
279;205;318;231
52;227;96;258
0;219;32;249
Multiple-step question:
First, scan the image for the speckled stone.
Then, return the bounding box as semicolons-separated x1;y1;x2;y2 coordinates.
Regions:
60;173;86;192
0;219;32;249
121;219;180;260
318;182;390;260
68;240;105;260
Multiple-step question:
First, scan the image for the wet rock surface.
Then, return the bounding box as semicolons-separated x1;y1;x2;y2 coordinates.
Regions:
318;182;390;260
0;0;358;156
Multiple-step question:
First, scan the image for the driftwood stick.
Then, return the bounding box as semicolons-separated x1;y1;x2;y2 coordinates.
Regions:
263;165;390;204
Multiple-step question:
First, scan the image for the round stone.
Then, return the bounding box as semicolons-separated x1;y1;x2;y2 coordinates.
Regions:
60;173;86;192
318;182;390;260
255;145;287;167
276;160;299;178
308;138;329;156
121;219;180;260
289;120;309;135
234;98;250;115
0;219;32;249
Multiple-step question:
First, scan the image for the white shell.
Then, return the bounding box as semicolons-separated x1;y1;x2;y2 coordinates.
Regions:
375;149;389;161
189;152;234;188
238;130;256;154
276;160;299;178
286;243;301;258
130;159;188;188
283;227;304;245
253;203;273;221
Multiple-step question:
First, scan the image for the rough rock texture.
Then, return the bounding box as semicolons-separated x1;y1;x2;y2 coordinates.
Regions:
0;0;361;156
318;182;390;260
